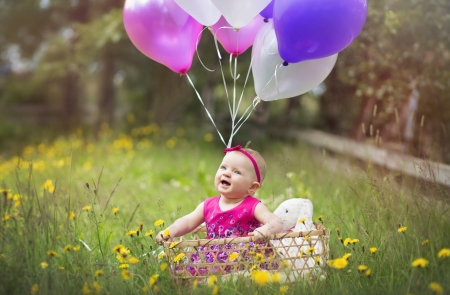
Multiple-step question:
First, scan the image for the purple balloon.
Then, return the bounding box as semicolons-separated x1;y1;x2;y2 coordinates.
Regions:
211;15;264;57
273;0;368;63
260;0;274;19
123;0;203;74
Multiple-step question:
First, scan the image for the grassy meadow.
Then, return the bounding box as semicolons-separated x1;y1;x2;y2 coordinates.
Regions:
0;123;449;295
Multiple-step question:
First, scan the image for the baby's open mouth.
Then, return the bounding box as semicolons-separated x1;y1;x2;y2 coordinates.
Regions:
221;180;230;186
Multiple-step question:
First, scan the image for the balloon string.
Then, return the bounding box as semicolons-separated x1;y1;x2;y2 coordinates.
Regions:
234;50;255;124
185;73;227;147
231;97;260;138
259;62;283;99
196;27;214;72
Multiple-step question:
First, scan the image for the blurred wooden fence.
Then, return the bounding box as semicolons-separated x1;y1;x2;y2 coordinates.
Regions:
296;129;450;188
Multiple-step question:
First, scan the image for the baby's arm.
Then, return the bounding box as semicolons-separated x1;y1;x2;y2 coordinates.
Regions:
156;202;204;244
249;203;283;240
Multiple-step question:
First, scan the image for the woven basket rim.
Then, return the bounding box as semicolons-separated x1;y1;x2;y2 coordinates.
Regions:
163;228;329;248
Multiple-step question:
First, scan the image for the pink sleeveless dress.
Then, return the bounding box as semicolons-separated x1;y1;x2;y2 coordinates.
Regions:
185;196;278;276
203;195;261;239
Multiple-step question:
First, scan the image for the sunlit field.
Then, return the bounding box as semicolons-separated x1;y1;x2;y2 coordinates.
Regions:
0;123;449;295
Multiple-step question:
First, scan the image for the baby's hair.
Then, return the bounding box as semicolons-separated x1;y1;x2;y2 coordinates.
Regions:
241;148;266;184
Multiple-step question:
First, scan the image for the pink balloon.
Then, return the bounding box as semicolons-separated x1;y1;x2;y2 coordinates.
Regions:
211;15;264;57
123;0;203;74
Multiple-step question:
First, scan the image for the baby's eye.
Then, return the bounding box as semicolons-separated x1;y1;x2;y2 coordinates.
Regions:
219;166;226;170
234;171;241;175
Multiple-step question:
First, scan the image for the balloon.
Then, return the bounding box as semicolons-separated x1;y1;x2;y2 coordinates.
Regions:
174;0;221;26
211;15;264;57
273;0;367;63
211;0;271;28
252;21;337;101
260;0;274;19
123;0;203;74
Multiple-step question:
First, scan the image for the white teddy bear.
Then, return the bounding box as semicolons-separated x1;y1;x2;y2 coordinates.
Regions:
271;198;324;282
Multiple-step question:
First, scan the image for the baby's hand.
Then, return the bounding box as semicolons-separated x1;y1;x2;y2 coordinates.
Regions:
248;227;268;241
156;230;172;245
314;222;326;231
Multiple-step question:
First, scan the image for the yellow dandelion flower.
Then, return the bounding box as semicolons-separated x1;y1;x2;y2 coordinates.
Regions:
255;253;265;262
342;253;351;260
303;236;311;242
437;248;450;258
314;257;321;264
68;211;75;219
252;270;270;286
298;217;307;224
145;230;153;237
280;260;290;269
142;286;148;294
139;222;143;231
365;269;371;277
316;215;323;223
92;282;102;294
163;229;170;237
119;264;129;269
272;272;281;283
154;219;164;227
112;244;125;253
120;247;130;255
95;270;104;277
82;205;91;211
46;250;58;257
212;285;219;295
112;207;119;214
173;253;185;263
350;239;359;244
331;258;348;269
149;274;159;287
207;275;217;286
126;230;137;237
158;252;166;259
169;242;178;249
429;282;444;294
160;263;168;271
82;282;90;295
398;226;407;233
250;264;259;272
307;247;315;254
63;245;72;253
280;285;289;294
129;257;139;265
422;239;429;245
73;245;80;251
122;270;133;280
43;180;55;193
411;258;429;268
59;266;64;270
229;252;239;261
153;285;159;293
369;247;378;253
41;262;48;269
31;284;39;295
357;265;368;272
193;279;198;289
343;238;351;246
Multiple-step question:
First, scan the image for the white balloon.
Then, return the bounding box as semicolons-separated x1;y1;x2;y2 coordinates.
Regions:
174;0;221;26
211;0;271;28
252;21;338;101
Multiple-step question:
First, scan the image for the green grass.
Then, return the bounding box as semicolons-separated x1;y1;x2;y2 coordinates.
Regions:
0;124;449;295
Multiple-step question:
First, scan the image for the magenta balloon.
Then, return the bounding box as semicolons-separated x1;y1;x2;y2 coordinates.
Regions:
260;0;274;19
123;0;203;74
273;0;368;63
211;15;264;57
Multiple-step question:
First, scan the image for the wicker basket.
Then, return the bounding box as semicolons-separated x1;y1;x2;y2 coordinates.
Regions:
163;226;330;284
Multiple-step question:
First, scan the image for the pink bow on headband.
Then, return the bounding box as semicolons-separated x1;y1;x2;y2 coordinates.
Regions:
223;145;261;183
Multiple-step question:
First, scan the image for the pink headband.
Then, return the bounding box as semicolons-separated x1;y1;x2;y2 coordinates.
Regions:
224;145;261;183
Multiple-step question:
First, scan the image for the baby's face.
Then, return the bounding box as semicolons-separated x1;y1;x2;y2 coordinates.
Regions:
214;151;259;199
